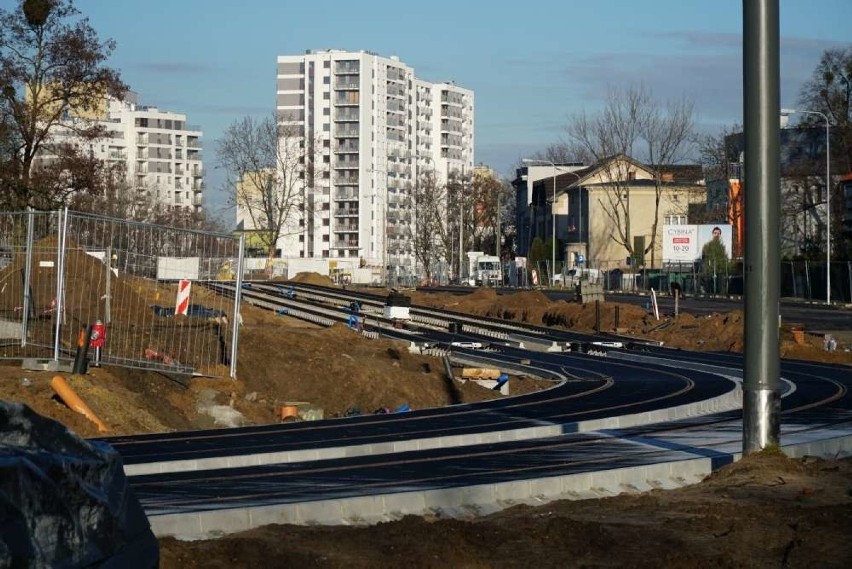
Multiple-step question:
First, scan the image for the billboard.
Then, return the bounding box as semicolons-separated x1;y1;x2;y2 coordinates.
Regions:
662;224;732;263
697;224;732;260
662;225;698;262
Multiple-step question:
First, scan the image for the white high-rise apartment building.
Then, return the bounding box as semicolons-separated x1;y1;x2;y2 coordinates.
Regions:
48;92;204;212
275;49;474;280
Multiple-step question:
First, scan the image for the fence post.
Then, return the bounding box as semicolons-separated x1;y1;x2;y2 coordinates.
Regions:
21;209;35;347
105;245;112;324
790;261;797;299
229;234;246;380
804;259;811;301
847;261;851;304
52;208;69;362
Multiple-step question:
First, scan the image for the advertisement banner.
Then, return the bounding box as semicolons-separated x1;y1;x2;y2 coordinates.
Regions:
662;225;698;262
663;224;733;262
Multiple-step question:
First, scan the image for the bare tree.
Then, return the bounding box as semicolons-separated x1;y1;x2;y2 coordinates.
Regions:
639;90;696;266
405;169;446;284
797;47;852;259
565;85;696;264
0;0;125;210
470;171;510;256
565;86;646;260
217;114;315;261
698;123;742;183
798;47;852;173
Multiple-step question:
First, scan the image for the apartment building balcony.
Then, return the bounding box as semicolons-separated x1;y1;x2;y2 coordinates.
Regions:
334;208;359;217
386;130;406;143
334;62;359;74
333;176;359;185
335;80;360;90
192;181;204;191
108;151;127;161
386;68;405;81
334;160;360;169
193;194;203;206
334;189;358;200
387;193;407;205
333;94;360;106
187;138;202;148
334;126;359;137
333;223;359;232
191;166;203;177
148;135;173;146
386;84;405;97
332;240;360;248
334;111;359;121
175;167;185;176
334;142;359;153
140;146;169;158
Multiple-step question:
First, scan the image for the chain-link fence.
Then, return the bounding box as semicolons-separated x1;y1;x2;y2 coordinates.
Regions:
502;257;851;304
0;210;244;378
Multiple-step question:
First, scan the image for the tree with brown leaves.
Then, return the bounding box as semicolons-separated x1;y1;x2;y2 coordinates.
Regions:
0;0;126;210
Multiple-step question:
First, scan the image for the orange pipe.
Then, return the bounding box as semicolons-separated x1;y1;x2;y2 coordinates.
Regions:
50;375;108;433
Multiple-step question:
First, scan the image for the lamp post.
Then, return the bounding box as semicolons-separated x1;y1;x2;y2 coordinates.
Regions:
781;108;831;304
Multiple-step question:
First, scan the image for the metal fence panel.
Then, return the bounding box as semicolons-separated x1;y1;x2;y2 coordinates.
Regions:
0;210;243;378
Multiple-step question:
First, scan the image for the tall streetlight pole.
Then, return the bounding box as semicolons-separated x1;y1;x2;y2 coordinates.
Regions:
781;108;831;304
523;159;558;285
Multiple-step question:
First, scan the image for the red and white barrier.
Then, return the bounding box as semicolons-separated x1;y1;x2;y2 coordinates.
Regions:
175;279;191;316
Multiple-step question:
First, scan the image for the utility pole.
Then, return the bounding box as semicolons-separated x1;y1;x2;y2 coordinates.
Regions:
459;165;465;282
742;0;781;454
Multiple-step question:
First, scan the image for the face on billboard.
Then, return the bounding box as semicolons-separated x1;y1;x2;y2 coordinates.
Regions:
697;225;732;258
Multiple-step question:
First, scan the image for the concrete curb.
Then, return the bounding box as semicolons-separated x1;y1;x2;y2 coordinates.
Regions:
148;432;852;540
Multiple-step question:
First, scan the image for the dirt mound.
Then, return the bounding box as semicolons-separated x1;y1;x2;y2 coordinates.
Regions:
289;272;336;286
159;450;852;568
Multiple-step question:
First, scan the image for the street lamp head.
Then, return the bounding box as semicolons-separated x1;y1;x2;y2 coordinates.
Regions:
780;108;797;116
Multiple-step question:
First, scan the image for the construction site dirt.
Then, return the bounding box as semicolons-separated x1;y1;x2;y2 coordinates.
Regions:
1;272;851;568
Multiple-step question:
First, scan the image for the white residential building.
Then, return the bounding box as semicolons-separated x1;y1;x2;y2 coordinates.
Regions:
275;49;474;281
48;92;204;212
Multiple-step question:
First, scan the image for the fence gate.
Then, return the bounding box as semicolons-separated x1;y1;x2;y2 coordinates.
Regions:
0;210;244;378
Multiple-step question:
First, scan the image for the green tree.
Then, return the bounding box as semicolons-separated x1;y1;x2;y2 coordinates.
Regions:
0;0;125;210
701;238;730;294
529;236;548;268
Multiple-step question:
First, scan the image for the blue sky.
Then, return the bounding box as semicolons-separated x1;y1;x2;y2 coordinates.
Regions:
52;0;852;217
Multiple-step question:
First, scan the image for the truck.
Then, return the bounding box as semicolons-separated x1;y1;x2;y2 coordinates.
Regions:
465;252;503;287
